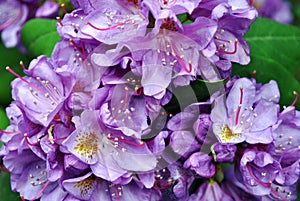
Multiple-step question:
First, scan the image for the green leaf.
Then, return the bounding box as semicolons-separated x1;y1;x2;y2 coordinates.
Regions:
177;13;193;24
0;107;9;130
232;17;300;109
21;18;61;57
177;13;188;22
0;172;20;201
245;17;300;75
0;41;29;106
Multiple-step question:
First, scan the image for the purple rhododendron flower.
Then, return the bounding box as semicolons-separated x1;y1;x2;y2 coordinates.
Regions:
251;0;293;24
211;77;280;144
10;56;77;127
63;110;157;181
239;149;282;195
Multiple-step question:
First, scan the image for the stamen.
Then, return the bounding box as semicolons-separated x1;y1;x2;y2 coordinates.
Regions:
69;39;81;53
188;60;193;73
20;195;25;201
245;165;272;188
81;41;87;60
107;136;144;147
0;129;21;135
291;91;298;107
29;181;50;201
61;4;67;14
20;61;26;71
56;17;63;26
249;0;253;5
6;67;47;94
252;70;257;78
214;37;231;43
217;38;238;55
0;164;10;173
24;134;40;146
235;87;243;125
85;21;125;31
175;53;192;73
120;87;129;111
113;185;121;201
271;189;288;201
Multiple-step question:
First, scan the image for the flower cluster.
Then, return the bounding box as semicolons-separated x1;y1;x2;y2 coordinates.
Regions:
0;0;299;201
0;0;59;48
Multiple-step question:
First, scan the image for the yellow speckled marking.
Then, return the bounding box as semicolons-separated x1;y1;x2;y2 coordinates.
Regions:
74;130;99;159
74;175;96;197
221;124;241;142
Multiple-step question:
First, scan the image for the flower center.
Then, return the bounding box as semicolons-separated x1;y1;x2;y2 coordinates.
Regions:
160;18;178;32
74;130;99;159
220;124;241;142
